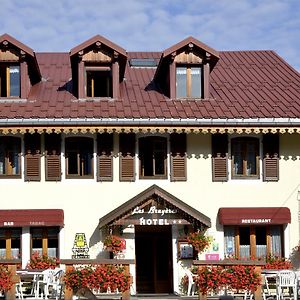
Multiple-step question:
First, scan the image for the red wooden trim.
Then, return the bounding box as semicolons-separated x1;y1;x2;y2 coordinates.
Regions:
112;60;119;99
78;59;84;98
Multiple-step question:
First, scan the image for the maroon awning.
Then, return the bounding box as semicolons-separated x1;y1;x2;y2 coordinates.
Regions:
0;209;64;227
218;207;291;225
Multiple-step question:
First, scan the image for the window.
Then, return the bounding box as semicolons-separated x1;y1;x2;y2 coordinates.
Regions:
0;64;20;97
65;137;94;178
86;66;112;97
31;227;59;257
224;225;283;259
0;136;21;177
139;136;167;179
0;228;21;258
231;137;259;178
176;65;202;98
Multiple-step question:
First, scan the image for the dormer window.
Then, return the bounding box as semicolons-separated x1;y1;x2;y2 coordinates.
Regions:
153;37;219;100
69;35;127;100
0;64;20;97
86;66;112;98
176;65;202;98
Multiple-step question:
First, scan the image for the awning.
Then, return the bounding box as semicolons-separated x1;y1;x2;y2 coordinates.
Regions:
218;207;291;225
0;209;64;227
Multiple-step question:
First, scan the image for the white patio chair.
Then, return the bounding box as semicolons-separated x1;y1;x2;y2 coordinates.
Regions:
35;269;55;299
262;274;277;300
185;269;197;296
15;279;24;299
276;270;297;300
48;269;64;300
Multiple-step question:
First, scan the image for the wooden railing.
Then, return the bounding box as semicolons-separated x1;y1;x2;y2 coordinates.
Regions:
193;260;266;300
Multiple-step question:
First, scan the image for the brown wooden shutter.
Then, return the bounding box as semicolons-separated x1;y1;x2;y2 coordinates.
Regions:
45;133;61;181
212;134;228;182
170;133;187;181
119;133;135;181
97;133;113;181
263;133;279;181
24;133;41;181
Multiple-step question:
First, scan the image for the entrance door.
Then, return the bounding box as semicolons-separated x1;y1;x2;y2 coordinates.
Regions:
135;225;173;294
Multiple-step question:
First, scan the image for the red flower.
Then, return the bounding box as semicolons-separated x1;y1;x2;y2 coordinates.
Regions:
187;231;210;253
103;235;126;254
27;251;60;270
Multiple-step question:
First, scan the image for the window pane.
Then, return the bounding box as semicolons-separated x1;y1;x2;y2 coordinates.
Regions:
191;67;201;97
247;142;257;175
86;70;112;97
9;66;20;97
0;137;20;176
256;227;267;257
66;138;93;177
176;67;187;98
239;227;250;259
232;142;243;175
68;152;79;175
224;226;235;256
270;225;282;256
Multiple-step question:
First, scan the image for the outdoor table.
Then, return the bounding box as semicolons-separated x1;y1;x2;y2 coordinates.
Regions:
16;270;44;297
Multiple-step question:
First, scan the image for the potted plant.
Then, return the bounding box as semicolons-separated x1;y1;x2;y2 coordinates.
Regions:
103;235;126;256
187;230;210;255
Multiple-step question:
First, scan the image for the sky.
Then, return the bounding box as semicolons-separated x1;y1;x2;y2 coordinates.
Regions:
1;0;300;71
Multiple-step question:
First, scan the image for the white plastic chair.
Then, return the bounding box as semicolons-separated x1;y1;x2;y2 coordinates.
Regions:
35;269;55;299
262;274;277;300
15;279;24;299
185;269;197;296
48;269;64;300
276;270;297;300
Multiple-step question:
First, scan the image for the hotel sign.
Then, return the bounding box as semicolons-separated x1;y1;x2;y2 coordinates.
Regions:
131;205;186;226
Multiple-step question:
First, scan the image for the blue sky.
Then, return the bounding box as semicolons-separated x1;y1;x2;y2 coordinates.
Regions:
1;0;300;71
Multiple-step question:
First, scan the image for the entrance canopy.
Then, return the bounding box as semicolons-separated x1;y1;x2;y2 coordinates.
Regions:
0;209;64;227
218;207;291;225
99;185;211;229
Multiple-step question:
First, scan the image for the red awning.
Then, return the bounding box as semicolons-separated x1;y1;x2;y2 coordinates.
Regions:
218;207;291;225
0;209;64;227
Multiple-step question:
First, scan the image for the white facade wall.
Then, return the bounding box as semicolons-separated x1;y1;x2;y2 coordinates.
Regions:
1;132;300;291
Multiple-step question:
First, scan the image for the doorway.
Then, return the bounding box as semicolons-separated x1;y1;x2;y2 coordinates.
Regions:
135;225;173;294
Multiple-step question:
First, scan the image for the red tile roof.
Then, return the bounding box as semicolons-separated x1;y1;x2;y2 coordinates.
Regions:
0;49;300;122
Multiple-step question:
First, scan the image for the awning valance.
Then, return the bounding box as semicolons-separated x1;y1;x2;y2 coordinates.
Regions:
218;207;291;225
0;209;64;227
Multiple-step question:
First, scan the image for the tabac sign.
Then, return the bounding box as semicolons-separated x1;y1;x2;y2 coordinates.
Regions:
114;201;190;226
72;233;89;259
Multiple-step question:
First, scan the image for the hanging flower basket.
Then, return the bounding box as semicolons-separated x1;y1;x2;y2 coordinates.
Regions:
187;230;210;254
103;235;126;254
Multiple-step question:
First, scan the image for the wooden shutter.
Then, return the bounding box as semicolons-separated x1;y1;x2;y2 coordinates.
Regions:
97;133;113;181
263;133;279;181
212;134;228;182
119;133;135;181
170;133;187;181
45;133;61;181
24;133;41;181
